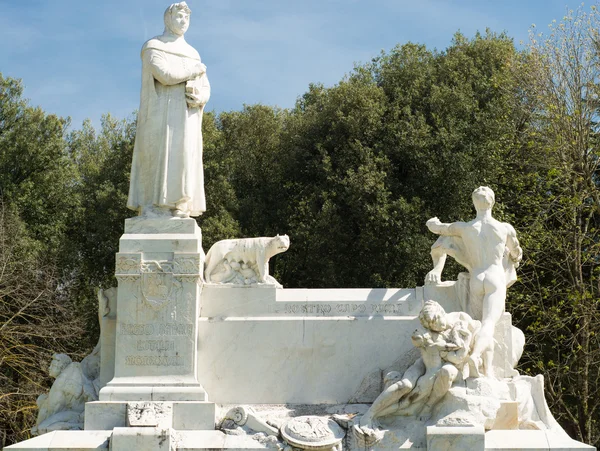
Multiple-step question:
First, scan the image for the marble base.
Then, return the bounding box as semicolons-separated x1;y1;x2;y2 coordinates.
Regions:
3;430;265;451
3;431;112;450
99;377;208;402
100;217;206;403
427;425;485;451
84;401;215;431
195;285;519;404
111;427;172;451
96;280;522;405
5;404;596;451
485;430;596;450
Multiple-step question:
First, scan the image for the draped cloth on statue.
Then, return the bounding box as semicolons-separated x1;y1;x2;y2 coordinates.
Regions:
127;36;210;217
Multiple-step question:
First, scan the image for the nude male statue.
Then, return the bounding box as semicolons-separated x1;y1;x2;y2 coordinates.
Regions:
425;186;522;378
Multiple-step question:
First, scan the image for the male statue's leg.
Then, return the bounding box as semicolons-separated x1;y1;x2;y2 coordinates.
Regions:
420;365;458;417
470;273;506;378
358;358;425;431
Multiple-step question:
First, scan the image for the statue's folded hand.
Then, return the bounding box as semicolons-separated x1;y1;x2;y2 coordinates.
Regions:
192;63;206;77
185;93;202;108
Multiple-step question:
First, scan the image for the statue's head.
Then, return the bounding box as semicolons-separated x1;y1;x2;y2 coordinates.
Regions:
164;2;192;37
274;234;290;252
48;353;72;378
419;300;448;332
472;186;495;212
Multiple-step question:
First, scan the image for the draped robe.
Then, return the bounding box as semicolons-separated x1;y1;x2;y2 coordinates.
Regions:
127;35;210;216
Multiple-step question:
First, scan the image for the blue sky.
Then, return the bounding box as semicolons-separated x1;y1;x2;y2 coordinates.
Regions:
0;0;590;128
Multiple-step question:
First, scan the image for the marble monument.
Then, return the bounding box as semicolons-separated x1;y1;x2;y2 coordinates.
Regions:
4;3;596;451
127;1;210;218
31;352;99;436
424;186;522;378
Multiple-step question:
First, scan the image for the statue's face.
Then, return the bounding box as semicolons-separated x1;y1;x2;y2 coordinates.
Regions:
48;354;70;378
169;9;190;36
48;357;63;378
429;315;448;332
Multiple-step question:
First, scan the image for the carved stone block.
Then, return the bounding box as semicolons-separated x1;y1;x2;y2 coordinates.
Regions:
100;217;207;402
127;402;172;428
426;425;484;451
110;426;172;451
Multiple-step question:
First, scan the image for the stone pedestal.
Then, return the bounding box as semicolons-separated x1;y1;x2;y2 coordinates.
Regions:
84;401;215;431
99;217;207;402
427;425;485;451
111;427;172;451
99;287;117;388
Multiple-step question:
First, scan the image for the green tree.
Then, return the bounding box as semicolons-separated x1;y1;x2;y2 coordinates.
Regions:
217;105;287;237
275;32;527;288
199;111;244;251
279;77;418;287
504;7;600;446
0;76;87;446
0;74;78;261
374;31;522;220
65;115;136;334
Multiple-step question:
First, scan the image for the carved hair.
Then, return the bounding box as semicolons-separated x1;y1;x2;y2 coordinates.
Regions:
472;186;495;209
164;2;192;32
165;2;191;17
418;300;448;332
51;353;72;372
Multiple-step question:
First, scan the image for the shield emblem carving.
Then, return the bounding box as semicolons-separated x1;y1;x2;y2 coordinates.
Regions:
140;261;180;309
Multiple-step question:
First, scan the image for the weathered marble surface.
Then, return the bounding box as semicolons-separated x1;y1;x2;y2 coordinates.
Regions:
99;217;206;402
84;400;215;431
197;285;426;404
204;235;289;286
127;1;210;218
12;427;593;451
32;349;100;435
98;287;117;388
426;425;484;451
425;186;523;378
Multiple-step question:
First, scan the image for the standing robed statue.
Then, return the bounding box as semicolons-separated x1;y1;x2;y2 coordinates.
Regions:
128;2;210;218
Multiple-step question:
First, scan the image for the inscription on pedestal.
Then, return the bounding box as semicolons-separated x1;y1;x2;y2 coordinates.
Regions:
120;323;193;336
125;356;183;366
136;340;175;351
119;322;193;367
275;302;413;316
100;218;206;401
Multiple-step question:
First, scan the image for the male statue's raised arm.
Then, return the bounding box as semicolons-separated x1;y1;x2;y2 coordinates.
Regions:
426;217;466;237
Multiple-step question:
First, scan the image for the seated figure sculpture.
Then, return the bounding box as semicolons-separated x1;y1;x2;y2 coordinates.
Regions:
425;186;522;377
356;301;480;440
32;353;99;435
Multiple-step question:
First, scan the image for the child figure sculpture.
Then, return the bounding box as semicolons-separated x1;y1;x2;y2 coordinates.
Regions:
355;301;480;440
